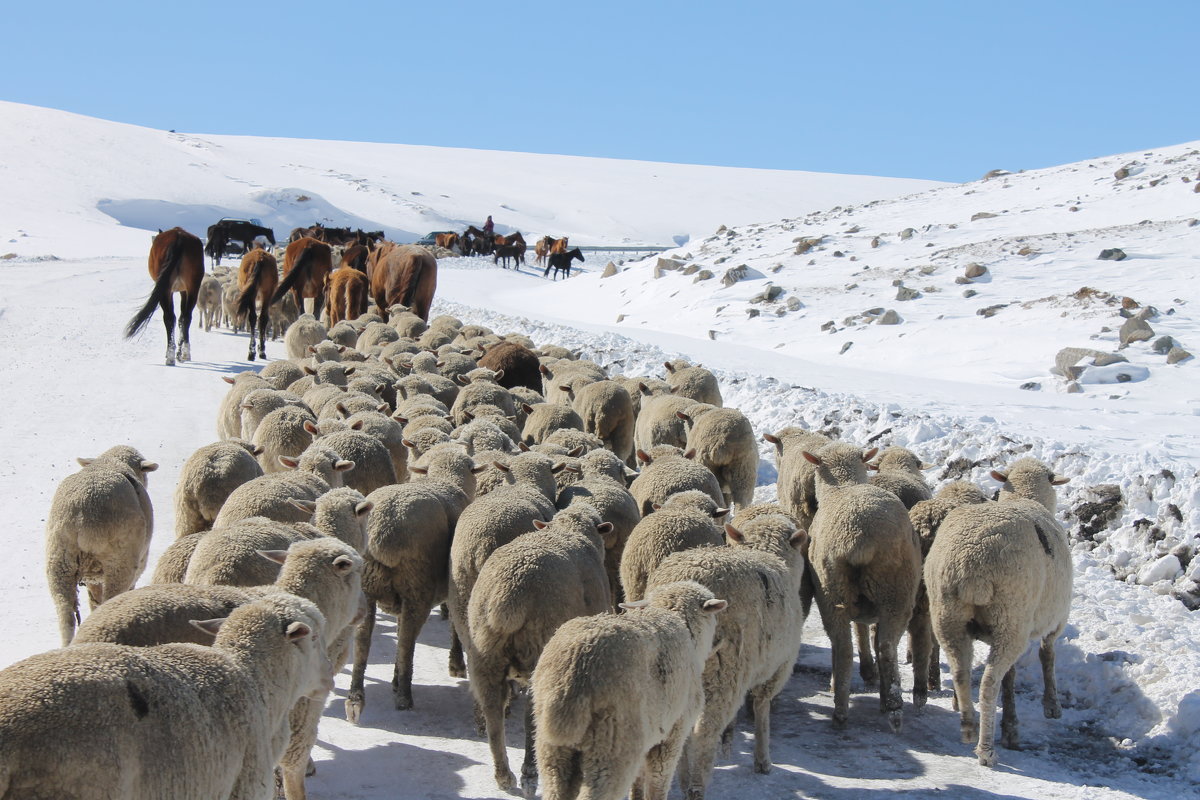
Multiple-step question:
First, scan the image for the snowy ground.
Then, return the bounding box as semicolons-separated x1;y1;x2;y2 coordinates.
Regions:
0;102;1197;798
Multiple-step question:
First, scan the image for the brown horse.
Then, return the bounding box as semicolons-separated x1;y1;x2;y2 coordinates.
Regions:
124;227;205;366
534;236;553;267
550;236;569;255
370;245;438;321
271;236;333;318
341;243;370;273
235;248;279;361
325;267;370;326
509;231;527;267
435;232;460;252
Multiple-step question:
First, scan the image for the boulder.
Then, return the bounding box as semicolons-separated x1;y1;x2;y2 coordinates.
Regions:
1098;248;1127;261
896;286;920;301
965;263;987;279
600;262;618;278
877;309;901;325
899;228;916;240
971;212;999;221
721;265;749;287
1168;347;1193;364
692;269;714;283
1119;317;1154;345
1152;336;1176;355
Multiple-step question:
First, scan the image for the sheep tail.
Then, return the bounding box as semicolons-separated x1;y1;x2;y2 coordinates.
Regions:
236;258;268;317
534;667;592;745
270;243;314;306
124;238;184;338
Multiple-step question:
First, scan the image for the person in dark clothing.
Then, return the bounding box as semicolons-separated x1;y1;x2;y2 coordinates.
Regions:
482;215;494;235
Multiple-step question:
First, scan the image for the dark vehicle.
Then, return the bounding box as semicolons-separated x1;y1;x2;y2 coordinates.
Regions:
415;231;455;247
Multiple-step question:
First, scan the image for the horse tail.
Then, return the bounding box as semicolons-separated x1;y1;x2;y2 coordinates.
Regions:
270;243;314;306
124;238;184;338
236;258;268;317
397;255;434;319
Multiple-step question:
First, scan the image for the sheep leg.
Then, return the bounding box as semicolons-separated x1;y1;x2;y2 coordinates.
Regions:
1039;634;1062;719
345;600;376;724
46;550;80;646
448;620;467;678
976;639;1024;767
641;718;689;800
1000;666;1019;750
280;696;323;800
855;622;878;686
538;743;582;800
680;682;740;799
579;715;641;800
393;601;428;711
875;612;906;733
520;695;539;798
475;661;517;790
928;639;943;692
750;663;791;774
828;612;854;728
940;626;976;741
907;602;932;710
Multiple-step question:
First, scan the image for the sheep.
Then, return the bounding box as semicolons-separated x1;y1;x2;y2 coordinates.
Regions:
389;309;427;338
217;371;271;440
396;370;459;410
338;410;409;483
451;416;517;455
429;313;463;332
251;404;319;474
531;581;727;800
803;441;921;732
197;274;222;331
302;360;354;388
521;399;582;447
676;402;757;510
543;427;605;456
0;593;331;800
213;444;354;527
45;445;158;645
418;326;455;350
535;343;575;360
869;446;934;509
477;339;543;392
645;513;807;796
450;372;516;425
306;340;346;363
356;320;401;350
239;388;308;440
624;376;672;422
556;448;642;605
508;386;543;427
301;383;347;419
559;378;635;463
173;438;264;537
349;445;485;720
629;445;723;516
313;428;397;496
620;489;727;602
539;358;606;405
318;391;386;422
403;427;453;460
664;358;722;406
269;291;301;340
468;504;613;793
259;359;306;391
447;452;563;680
151;532;206;583
222;278;245;332
763;426;833;532
327;320;361;348
633;393;692;454
285;314;327;360
924;458;1072;767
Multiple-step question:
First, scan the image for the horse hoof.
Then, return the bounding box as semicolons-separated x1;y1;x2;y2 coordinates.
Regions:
247;352;256;362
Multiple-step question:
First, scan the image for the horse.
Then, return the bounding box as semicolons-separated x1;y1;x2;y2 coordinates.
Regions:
435;232;460;252
234;247;279;361
545;247;584;280
204;220;276;267
463;226;494;255
509;231;527;268
271;236;333;318
549;236;569;256
124;227;205;366
534;236;553;267
370;245;438;321
340;243;370;273
325;267;370;326
493;243;518;269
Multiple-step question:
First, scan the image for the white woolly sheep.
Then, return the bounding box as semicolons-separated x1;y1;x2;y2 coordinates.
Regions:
348;447;484;720
285;314;328;360
45;445;158;645
676;402;757;510
356;320;401;351
197;274;222;332
217;371;271;440
269;291;301;340
763;426;833;532
619;489;727;602
924;458;1072;767
339;410;409;483
301;383;348;419
327;321;362;348
0;593;330;800
239;388;309;441
538;358;606;405
629;445;723;517
531;580;727;800
468;504;613;793
173;439;264;537
435;351;478;384
450;373;516;425
559;378;635;464
452;416;517;456
213;444;354;528
259;360;306;392
313;429;397;496
869;446;934;509
646;513;807;795
521;401;584;445
633;392;692;454
803;441;921;732
663;359;722;406
251;404;319;474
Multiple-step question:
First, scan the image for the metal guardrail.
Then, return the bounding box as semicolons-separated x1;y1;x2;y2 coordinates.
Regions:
575;245;672;253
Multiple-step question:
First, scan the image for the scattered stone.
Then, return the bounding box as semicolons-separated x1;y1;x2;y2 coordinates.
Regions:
1152;336;1176;355
1073;484;1123;540
833;251;845;258
715;224;727;234
1134;306;1158;321
720;265;748;287
707;330;717;340
692;269;714;283
845;225;861;233
977;304;1007;318
820;320;835;332
769;263;784;273
891;278;903;287
681;264;699;276
1098;248;1127;261
1017;246;1037;256
965;263;987;279
750;285;784;304
845;283;858;291
1091;353;1129;367
746;308;760;318
1066;381;1083;393
1121;296;1139;310
600;262;618;278
0;253;17;260
877;309;901;325
899;228;916;240
655;257;683;273
616;314;626;323
896;286;921;301
839;342;853;355
955;276;972;285
774;307;787;317
1115;372;1133;383
982;169;1012;180
848;256;858;262
1114;166;1130;180
1069;206;1080;212
794;236;823;255
963;289;978;298
786;296;802;311
919;265;937;276
1019;382;1041;391
870;237;881;248
1119;317;1154;345
1167;347;1193;364
971;212;999;221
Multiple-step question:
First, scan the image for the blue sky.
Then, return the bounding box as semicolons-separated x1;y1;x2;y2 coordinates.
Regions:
4;1;1196;182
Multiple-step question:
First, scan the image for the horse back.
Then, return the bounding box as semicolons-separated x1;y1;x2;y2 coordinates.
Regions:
149;227;204;290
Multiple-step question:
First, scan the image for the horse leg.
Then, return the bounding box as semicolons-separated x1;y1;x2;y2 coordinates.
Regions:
177;292;195;363
161;292;177;367
257;301;269;359
246;304;258;361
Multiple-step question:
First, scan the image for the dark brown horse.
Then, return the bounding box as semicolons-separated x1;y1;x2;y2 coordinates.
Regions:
341;243;370;273
235;248;279;361
325;267;370;326
204;219;275;267
124;227;205;365
545;247;584;280
463;226;493;255
271;237;333;318
370;245;438;321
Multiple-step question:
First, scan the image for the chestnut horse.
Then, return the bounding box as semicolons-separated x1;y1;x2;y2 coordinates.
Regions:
534;236;553;267
235;248;279;361
435;232;460;252
124;227;205;366
271;236;333;318
370;245;438;321
549;236;569;255
325;267;370;326
341;243;370;273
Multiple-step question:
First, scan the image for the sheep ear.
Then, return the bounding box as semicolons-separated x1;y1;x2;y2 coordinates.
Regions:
675;411;691;422
435;360;445;367
279;455;301;469
669;386;680;394
456;374;470;385
638;382;649;394
620;600;649;611
307;345;318;354
355;501;374;515
289;499;318;514
257;549;289;565
1051;475;1070;486
344;366;356;375
376;403;389;413
712;507;729;518
332;555;356;573
76;457;96;467
517;441;531;452
336;401;350;417
532;519;549;530
567;446;586;458
464;409;475;421
304;365;317;375
597;522;614;535
285;621;312;642
702;599;728;613
763;433;780;444
559;385;571;393
494;461;511;473
724;524;745;544
222;375;237;384
564;465;582;474
383;356;395;367
334;459;355;472
394;414;409;424
867;462;880;471
663;361;675;373
140;461;159;473
862;447;879;463
401;438;415;449
189;617;227;638
683;448;697;460
636;449;652;464
801;451;821;466
494;369;505;381
240;400;255;409
623;466;639;479
990;470;1009;483
551;462;568;473
470;464;488;474
538;363;550;375
252;445;265;456
350;419;365;431
410;465;428;475
651;502;663;511
522;403;534;414
303;420;320;436
337;345;348;353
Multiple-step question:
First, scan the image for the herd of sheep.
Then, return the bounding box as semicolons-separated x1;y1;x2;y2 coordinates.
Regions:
1;304;1079;800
